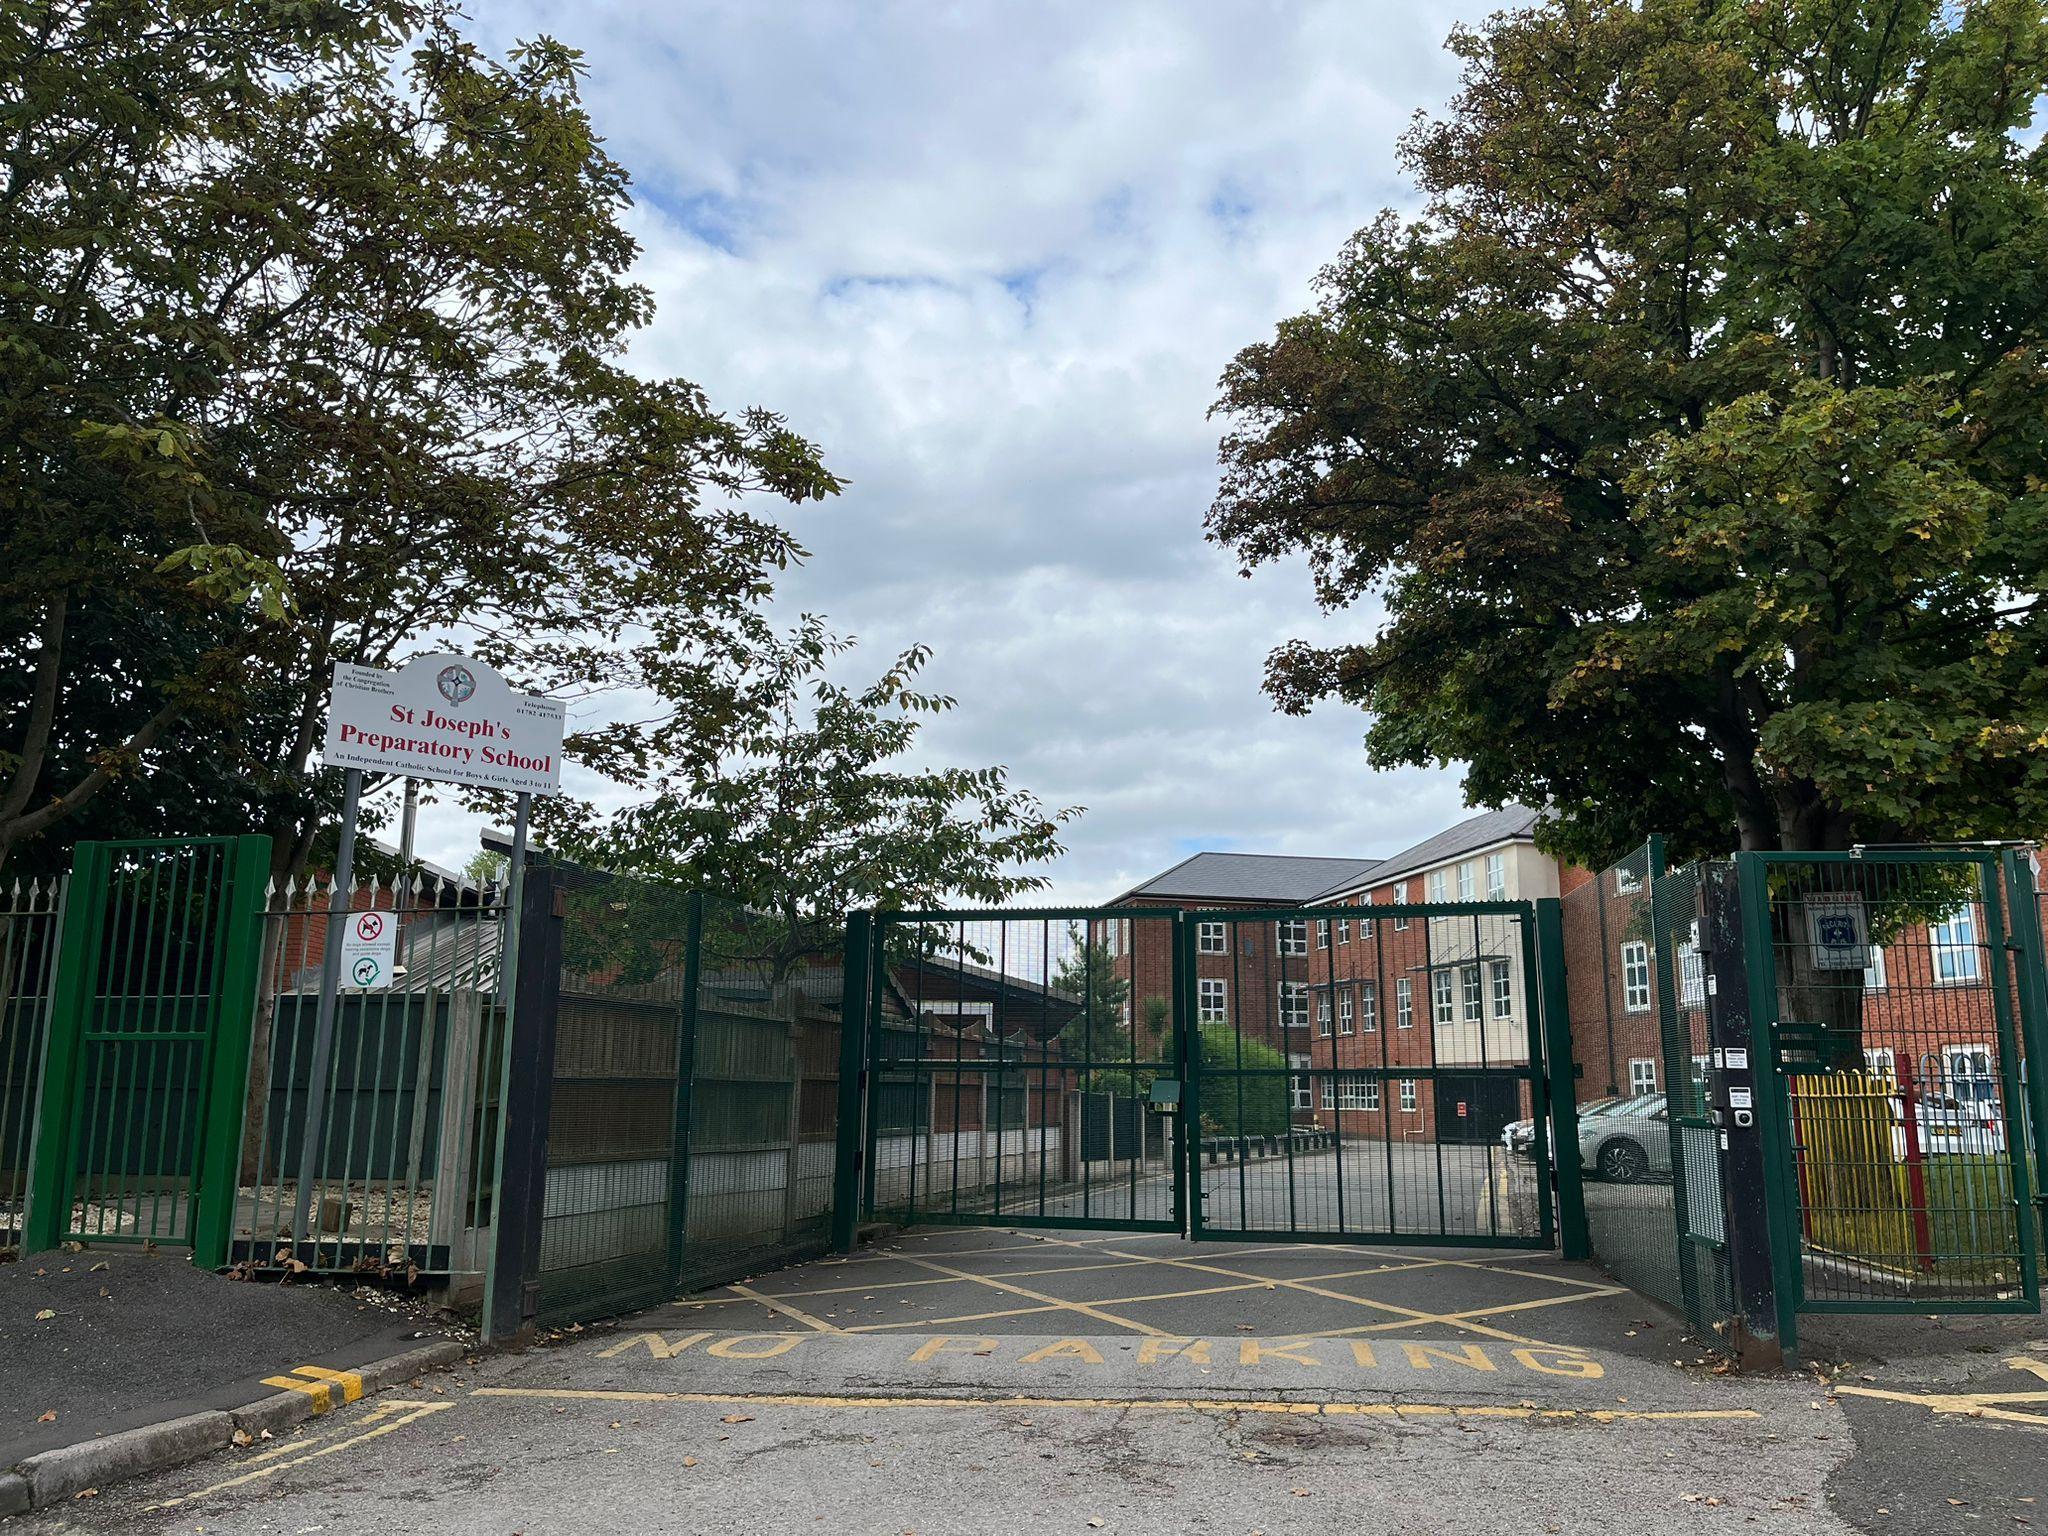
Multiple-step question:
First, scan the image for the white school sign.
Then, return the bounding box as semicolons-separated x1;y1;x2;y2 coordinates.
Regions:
321;653;566;796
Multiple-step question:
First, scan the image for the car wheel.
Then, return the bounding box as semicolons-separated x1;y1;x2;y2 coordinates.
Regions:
1598;1138;1648;1184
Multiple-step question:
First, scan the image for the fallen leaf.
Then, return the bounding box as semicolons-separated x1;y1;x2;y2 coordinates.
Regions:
34;1309;55;1321
37;1411;56;1423
720;1415;753;1425
74;1489;97;1499
683;1456;699;1468
231;1429;253;1448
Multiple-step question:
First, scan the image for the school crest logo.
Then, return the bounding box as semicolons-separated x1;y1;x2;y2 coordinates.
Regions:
436;664;477;705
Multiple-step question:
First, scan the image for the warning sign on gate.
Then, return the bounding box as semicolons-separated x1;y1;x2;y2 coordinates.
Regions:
339;909;396;990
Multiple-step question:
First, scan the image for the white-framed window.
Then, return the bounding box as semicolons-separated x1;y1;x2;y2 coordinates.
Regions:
1427;869;1449;903
1628;1057;1658;1096
1359;893;1374;941
1621;940;1651;1013
1432;968;1456;1026
1198;977;1227;1023
1393;882;1409;930
1930;908;1981;984
1338;991;1355;1034
1278;918;1309;956
1484;853;1506;899
1196;920;1226;955
1489;959;1513;1019
1278;981;1309;1030
1336;917;1350;945
1289;1054;1312;1112
1321;1078;1336;1110
1615;866;1643;895
1396;976;1414;1028
1103;919;1124;957
1677;939;1705;1008
1361;1078;1382;1112
1338;1079;1371;1111
1316;992;1334;1037
1360;981;1379;1032
1316;918;1330;950
1943;1044;1997;1103
1399;1078;1419;1113
1460;963;1483;1023
1457;860;1476;901
1864;946;1888;990
1121;998;1132;1029
1864;1046;1896;1079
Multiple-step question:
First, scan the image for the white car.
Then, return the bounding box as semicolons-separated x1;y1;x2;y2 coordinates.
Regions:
1884;1090;2007;1158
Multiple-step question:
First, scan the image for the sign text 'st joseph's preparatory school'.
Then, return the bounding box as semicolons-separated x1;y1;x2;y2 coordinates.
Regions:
321;653;566;796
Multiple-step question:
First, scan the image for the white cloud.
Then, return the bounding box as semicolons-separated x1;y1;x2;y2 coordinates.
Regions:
419;1;1499;898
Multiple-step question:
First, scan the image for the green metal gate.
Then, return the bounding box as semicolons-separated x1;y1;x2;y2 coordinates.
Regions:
22;837;270;1263
1184;902;1559;1247
843;900;1583;1249
860;910;1183;1232
1739;848;2042;1324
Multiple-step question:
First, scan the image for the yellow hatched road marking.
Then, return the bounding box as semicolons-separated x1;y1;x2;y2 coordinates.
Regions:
890;1252;1173;1337
145;1400;454;1510
838;1261;1454;1336
1075;1243;1551;1347
725;1281;840;1333
471;1385;1756;1424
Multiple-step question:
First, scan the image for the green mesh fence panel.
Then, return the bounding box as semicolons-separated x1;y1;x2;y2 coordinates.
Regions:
535;877;840;1325
1560;843;1732;1342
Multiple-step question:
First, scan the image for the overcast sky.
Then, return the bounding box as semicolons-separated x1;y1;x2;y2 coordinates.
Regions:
411;1;1494;901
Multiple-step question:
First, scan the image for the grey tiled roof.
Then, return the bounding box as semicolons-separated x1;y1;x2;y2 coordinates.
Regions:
1312;805;1542;898
1117;852;1386;905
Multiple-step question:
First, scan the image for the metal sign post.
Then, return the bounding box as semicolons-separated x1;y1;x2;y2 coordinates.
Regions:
298;654;565;1262
292;766;362;1248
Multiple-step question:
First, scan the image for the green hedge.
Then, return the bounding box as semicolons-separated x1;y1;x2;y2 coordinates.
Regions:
1197;1024;1291;1137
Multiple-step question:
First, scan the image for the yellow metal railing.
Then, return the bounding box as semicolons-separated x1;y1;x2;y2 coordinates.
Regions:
1789;1068;1933;1275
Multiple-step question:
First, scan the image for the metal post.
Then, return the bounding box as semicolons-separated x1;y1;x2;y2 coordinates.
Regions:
478;793;531;1336
2001;849;2048;1239
1533;898;1587;1261
483;856;562;1344
292;767;362;1249
667;889;706;1282
193;834;274;1269
830;909;873;1254
397;778;419;868
1704;859;1787;1369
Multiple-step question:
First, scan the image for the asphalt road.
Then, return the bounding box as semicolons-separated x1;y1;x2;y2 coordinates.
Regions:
12;1226;2047;1536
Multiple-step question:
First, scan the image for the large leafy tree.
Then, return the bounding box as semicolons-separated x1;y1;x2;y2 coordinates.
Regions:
1211;0;2048;866
0;1;837;878
591;619;1078;980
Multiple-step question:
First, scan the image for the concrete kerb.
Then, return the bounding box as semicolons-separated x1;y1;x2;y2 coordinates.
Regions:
5;1338;467;1512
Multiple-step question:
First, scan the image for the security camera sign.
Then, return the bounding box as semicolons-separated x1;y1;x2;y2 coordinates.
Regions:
1805;895;1870;971
339;909;397;990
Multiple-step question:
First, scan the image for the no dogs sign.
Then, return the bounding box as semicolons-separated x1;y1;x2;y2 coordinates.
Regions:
339;909;397;989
